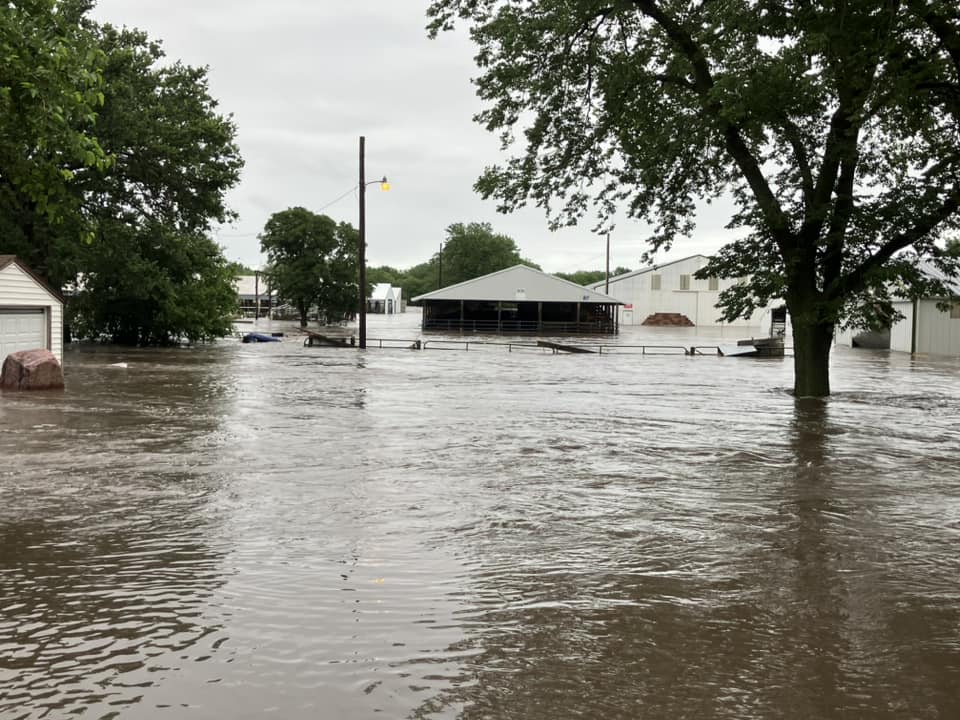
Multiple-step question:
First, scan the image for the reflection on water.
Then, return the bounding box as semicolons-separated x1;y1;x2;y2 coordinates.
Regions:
2;317;959;719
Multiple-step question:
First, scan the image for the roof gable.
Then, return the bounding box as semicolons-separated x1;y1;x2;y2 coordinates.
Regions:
0;256;64;302
412;264;622;304
371;283;400;300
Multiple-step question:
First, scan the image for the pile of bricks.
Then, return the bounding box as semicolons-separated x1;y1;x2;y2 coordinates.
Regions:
641;313;695;327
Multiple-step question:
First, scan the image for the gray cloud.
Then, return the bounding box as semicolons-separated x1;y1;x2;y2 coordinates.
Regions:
92;0;736;272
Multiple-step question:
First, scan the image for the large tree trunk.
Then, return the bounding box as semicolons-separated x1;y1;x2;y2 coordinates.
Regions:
791;317;835;397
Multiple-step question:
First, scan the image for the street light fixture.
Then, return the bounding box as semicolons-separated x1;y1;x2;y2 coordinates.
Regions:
358;135;389;349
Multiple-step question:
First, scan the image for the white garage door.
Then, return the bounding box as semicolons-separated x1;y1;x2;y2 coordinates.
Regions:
0;308;46;364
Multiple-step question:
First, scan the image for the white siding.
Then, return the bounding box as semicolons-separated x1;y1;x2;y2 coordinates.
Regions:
0;262;63;363
857;299;960;356
599;256;771;327
370;284;404;314
916;299;960;356
889;301;914;353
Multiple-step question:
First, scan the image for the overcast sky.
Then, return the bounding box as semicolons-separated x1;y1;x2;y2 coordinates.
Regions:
90;0;738;274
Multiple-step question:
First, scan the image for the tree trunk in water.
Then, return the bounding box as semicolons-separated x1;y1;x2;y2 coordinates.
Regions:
791;319;835;397
298;303;308;328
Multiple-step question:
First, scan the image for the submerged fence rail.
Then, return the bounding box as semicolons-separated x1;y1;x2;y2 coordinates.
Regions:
297;335;793;357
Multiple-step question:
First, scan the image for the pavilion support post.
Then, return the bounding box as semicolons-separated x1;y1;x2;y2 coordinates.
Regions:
497;302;502;333
460;300;464;331
538;302;543;331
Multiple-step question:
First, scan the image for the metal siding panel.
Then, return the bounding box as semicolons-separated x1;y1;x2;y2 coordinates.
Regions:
915;301;960;355
889;302;914;352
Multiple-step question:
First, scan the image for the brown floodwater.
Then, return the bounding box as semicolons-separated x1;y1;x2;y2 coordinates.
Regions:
2;313;959;719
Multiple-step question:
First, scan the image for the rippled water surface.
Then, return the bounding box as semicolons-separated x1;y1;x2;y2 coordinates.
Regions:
2;314;960;719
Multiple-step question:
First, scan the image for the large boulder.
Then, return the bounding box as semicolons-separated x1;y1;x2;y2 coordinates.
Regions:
0;349;64;391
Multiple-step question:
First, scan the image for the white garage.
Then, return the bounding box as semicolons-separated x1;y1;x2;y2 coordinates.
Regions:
0;256;63;365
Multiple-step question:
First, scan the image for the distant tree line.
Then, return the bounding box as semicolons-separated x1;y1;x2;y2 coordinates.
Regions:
554;268;633;287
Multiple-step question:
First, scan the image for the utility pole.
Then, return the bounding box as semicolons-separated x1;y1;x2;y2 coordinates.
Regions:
358;136;367;349
605;232;610;294
438;240;443;288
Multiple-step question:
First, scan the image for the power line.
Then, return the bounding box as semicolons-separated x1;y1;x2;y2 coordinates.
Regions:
213;183;361;238
317;184;359;213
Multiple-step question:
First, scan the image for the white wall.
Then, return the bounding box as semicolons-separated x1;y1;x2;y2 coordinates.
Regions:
889;301;914;353
601;257;770;327
916;299;960;356
0;262;63;363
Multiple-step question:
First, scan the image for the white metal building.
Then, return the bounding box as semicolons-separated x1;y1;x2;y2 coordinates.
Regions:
836;260;960;355
368;283;403;314
0;256;63;365
587;255;772;327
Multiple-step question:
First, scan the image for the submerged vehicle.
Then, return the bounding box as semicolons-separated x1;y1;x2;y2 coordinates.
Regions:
242;332;281;343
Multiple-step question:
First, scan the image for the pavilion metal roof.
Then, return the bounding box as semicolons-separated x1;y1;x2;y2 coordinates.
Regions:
411;264;623;304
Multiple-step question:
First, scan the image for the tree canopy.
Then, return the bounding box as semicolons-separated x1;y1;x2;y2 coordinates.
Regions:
68;225;239;345
0;0;109;223
555;268;632;286
0;3;244;345
368;223;541;303
428;0;960;396
384;259;442;302
440;222;540;287
259;207;360;327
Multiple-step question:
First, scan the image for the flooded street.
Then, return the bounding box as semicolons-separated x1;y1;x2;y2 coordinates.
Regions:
2;312;959;719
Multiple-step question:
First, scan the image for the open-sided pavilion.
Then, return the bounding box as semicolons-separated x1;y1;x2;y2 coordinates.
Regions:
412;265;622;335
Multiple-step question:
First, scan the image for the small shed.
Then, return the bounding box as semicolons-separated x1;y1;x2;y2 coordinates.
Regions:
368;283;403;314
0;256;64;365
412;264;622;334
